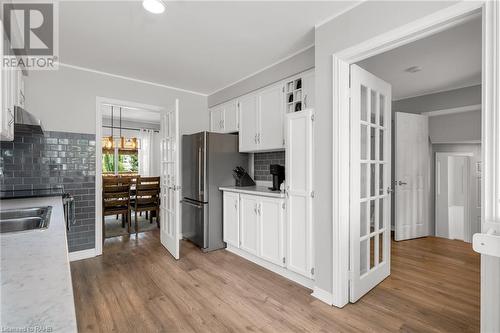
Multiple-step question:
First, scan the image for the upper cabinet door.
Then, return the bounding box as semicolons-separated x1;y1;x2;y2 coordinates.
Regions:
258;83;285;151
238;93;259;152
223;100;239;133
302;71;315;110
210;106;224;133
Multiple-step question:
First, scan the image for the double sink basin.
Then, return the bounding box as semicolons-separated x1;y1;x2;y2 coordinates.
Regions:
0;206;52;234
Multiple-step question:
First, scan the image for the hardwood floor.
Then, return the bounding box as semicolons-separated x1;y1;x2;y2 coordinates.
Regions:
71;232;479;332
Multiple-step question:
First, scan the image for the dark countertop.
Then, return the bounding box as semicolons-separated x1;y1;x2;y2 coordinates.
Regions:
0;187;68;200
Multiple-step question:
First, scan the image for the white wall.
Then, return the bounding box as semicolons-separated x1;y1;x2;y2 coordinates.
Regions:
429;110;481;143
25;65;208;136
314;0;458;295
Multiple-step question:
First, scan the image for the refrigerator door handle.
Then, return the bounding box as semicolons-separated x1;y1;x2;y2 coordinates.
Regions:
181;200;204;209
198;146;202;197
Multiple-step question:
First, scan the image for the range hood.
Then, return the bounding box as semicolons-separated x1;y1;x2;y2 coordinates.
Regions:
14;106;44;135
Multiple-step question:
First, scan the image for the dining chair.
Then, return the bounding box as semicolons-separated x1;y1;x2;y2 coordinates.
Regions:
102;180;131;242
134;176;160;235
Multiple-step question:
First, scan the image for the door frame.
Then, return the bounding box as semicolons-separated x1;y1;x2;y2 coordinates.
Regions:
435;152;474;242
331;1;499;310
95;96;164;256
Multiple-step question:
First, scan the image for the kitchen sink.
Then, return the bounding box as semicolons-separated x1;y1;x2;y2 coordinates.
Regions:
0;206;52;233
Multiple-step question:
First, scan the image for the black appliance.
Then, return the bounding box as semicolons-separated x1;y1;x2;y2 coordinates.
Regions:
232;166;255;187
269;164;285;191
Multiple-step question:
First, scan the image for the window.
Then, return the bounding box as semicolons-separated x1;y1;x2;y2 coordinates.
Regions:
102;137;139;175
118;150;138;173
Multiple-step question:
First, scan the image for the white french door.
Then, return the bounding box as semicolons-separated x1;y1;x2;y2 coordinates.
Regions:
349;65;392;302
160;99;181;259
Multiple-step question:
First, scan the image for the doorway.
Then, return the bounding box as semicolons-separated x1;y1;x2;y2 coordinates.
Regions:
435;153;474;242
95;97;182;260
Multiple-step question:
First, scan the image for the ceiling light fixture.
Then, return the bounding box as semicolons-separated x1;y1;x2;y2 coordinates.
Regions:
404;66;422;73
143;0;165;14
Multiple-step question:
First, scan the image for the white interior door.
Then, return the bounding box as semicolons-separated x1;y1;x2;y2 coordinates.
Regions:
395;112;430;241
160;99;181;259
349;64;391;302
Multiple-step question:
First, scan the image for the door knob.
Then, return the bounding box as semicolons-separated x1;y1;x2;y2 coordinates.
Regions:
398;181;407;186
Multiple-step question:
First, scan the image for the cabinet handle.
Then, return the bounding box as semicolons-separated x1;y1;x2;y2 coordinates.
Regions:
304;94;308;108
257;133;261;144
234;199;238;210
254;133;257;144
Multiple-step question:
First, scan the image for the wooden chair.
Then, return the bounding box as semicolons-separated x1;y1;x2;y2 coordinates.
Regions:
102;180;131;242
134;177;160;235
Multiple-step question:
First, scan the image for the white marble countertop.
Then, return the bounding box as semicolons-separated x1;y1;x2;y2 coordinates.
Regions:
219;185;286;198
0;196;77;332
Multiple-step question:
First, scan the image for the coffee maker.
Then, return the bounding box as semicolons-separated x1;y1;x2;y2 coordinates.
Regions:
269;164;285;191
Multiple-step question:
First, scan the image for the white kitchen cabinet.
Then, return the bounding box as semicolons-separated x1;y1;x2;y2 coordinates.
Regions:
210;106;224;132
239;82;285;152
209;100;239;133
285;109;314;279
259;196;285;267
223;191;240;248
223;100;238;133
240;194;260;256
238;93;259;151
284;70;314;113
258;83;285;151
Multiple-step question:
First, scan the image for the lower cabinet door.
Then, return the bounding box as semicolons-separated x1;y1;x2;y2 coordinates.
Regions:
240;194;260;256
259;197;285;267
223;192;240;247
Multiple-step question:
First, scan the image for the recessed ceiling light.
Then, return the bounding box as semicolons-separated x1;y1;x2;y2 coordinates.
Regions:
143;0;165;14
404;66;422;73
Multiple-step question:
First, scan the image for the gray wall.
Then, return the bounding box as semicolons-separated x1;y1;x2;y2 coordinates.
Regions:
0;128;96;252
208;46;314;107
314;0;457;294
25;65;208;135
429;110;481;143
23;65;208;253
393;84;481;114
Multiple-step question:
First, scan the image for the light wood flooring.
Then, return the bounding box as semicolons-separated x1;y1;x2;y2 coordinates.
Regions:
71;231;480;332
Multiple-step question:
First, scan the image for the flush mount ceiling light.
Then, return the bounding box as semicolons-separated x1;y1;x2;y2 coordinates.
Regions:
143;0;166;14
404;66;422;73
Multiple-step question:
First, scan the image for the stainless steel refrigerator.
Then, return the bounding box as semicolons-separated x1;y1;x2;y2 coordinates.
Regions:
182;132;248;252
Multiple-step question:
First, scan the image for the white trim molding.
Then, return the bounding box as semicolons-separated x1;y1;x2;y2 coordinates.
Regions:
311;287;334;305
422;104;481;117
330;4;498;325
59;63;207;97
69;248;96;262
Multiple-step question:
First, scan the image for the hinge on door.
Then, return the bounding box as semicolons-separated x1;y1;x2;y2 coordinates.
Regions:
310;191;315;198
282;202;286;210
282;138;285;146
282;87;285;93
311;114;315;121
311;267;315;276
282;257;286;264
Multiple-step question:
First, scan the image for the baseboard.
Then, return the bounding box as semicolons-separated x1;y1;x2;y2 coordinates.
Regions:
69;248;96;262
226;245;314;289
312;286;334;305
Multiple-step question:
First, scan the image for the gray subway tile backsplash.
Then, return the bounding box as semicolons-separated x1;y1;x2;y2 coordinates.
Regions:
0;129;96;252
253;150;285;181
